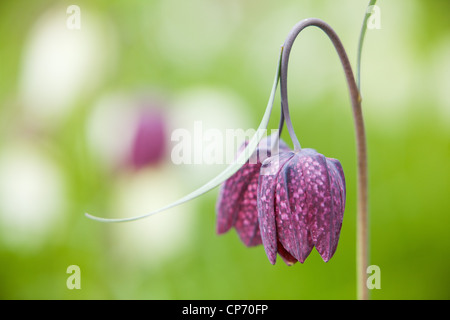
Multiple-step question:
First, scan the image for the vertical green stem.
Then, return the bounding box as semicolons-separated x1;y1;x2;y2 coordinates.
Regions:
357;0;378;91
356;0;377;300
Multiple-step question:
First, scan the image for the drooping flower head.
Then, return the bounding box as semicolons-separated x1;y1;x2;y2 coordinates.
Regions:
258;148;345;265
216;135;290;247
215;131;346;265
216;17;351;265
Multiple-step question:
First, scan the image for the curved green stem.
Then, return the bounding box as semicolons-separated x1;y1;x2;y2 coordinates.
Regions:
85;47;284;223
279;18;368;300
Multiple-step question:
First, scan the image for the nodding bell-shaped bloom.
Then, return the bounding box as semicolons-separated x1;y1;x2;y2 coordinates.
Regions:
258;149;346;265
216;135;290;247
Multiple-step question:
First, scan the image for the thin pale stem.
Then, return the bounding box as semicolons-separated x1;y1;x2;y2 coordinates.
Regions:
85;47;284;223
272;99;285;151
280;37;301;151
356;0;376;300
280;18;369;300
357;0;378;92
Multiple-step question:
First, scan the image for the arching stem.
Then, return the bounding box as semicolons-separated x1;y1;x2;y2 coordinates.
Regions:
280;18;369;300
85;47;285;223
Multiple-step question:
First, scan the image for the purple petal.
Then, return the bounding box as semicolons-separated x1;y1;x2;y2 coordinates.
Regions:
233;172;262;246
328;158;346;212
277;241;298;266
325;159;346;256
257;152;294;264
299;149;343;262
216;160;260;235
250;135;290;165
216;136;290;242
275;153;314;263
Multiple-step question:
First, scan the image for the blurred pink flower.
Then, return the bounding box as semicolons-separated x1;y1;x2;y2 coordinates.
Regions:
130;109;167;169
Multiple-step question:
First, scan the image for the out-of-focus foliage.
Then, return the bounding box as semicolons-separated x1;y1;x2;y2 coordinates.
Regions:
0;0;449;299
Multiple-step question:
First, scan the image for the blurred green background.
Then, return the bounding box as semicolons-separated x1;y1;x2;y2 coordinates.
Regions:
0;0;449;300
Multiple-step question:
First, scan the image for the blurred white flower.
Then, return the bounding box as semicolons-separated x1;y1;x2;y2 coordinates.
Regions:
18;6;117;128
168;87;253;185
107;165;196;268
0;141;66;250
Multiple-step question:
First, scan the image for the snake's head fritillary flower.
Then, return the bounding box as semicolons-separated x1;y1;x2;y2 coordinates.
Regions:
216;134;290;247
258;148;346;265
130;108;167;169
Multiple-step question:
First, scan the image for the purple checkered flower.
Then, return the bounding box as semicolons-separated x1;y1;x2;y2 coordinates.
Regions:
215;20;347;263
258;149;346;265
216;136;346;265
216;135;290;247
